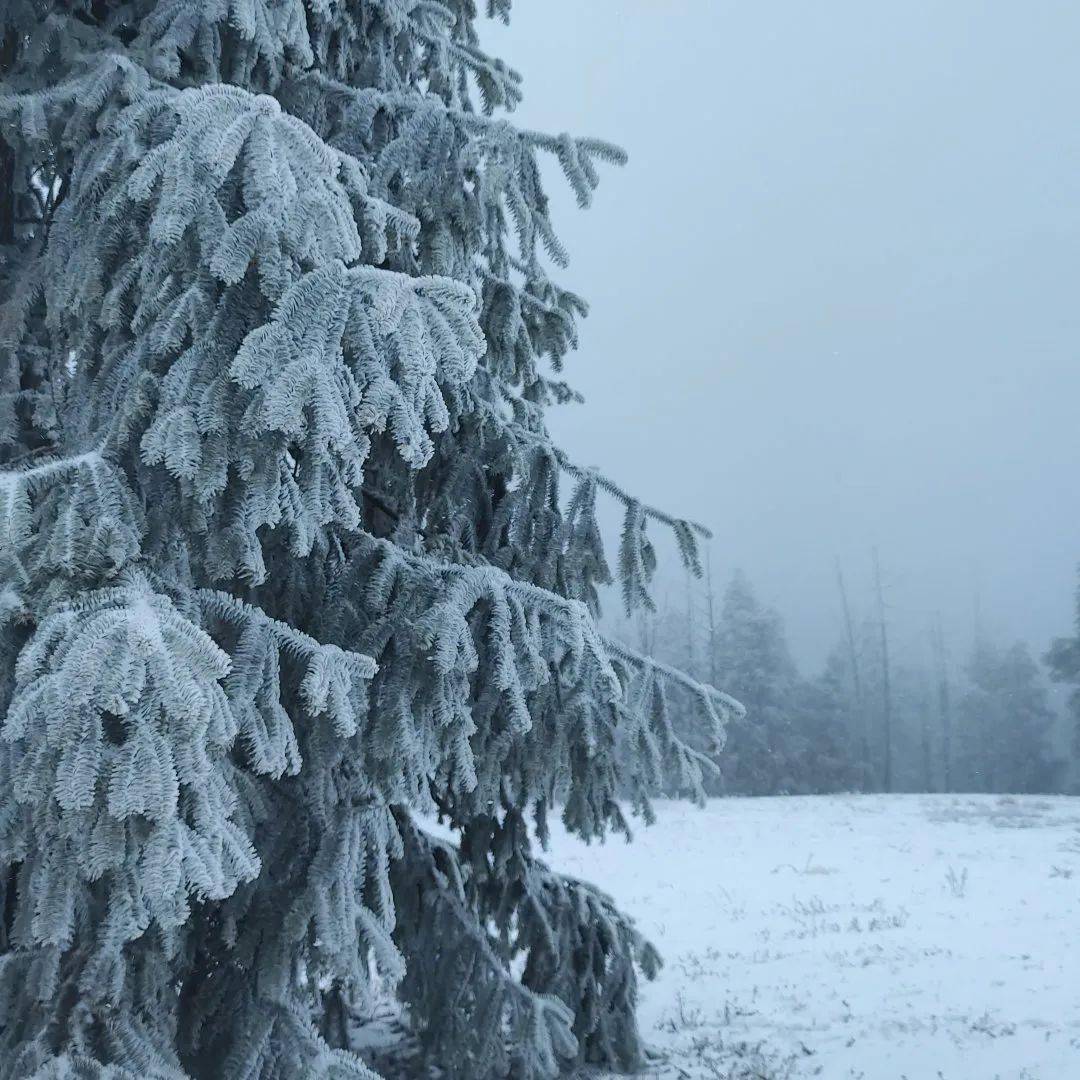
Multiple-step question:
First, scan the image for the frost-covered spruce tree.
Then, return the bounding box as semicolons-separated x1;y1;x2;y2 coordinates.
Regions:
0;3;741;1077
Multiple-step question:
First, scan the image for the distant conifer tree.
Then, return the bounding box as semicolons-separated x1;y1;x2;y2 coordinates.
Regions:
0;3;741;1076
711;571;799;795
961;639;1062;794
1047;572;1080;788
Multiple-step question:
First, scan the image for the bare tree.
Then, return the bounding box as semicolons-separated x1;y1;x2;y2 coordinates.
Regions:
873;547;894;792
0;30;17;245
684;566;697;677
705;547;719;687
918;674;933;792
835;558;869;789
932;611;953;791
636;610;656;656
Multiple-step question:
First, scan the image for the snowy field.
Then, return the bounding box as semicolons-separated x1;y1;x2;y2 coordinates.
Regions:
543;794;1080;1080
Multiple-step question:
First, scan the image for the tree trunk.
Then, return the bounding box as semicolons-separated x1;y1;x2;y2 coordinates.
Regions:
873;548;893;792
920;678;933;792
835;558;869;789
684;567;696;677
0;28;18;246
705;546;718;688
932;612;953;791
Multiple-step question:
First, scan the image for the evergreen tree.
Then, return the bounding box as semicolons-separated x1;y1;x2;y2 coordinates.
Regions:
1047;572;1080;780
958;639;1062;794
789;648;861;795
0;4;740;1077
853;614;893;791
650;573;864;796
711;571;800;795
884;663;936;793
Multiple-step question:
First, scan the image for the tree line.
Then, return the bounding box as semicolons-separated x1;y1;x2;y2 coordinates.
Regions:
619;556;1079;797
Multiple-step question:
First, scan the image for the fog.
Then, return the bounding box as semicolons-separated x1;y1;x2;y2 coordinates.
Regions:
482;1;1080;672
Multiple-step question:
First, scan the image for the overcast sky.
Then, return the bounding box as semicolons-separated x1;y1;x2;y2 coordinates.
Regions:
483;2;1080;672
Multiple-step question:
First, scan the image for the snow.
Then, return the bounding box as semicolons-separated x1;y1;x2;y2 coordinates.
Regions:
541;794;1080;1080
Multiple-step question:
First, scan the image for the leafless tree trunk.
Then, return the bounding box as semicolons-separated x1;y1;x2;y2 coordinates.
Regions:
637;609;656;656
873;548;893;792
705;547;719;688
0;29;18;246
684;567;697;677
836;558;869;789
932;612;952;791
919;676;933;792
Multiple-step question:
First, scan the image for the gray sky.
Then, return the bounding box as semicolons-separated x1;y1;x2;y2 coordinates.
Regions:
484;2;1080;672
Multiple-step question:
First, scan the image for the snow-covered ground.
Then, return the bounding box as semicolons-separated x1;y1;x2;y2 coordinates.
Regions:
542;794;1080;1080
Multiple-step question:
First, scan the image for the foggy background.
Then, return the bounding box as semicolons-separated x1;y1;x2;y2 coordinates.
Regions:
482;2;1080;674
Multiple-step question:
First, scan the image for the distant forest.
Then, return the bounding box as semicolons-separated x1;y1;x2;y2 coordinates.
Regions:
615;556;1080;797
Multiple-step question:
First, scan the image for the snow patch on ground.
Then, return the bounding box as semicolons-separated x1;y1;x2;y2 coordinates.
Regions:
541;794;1080;1080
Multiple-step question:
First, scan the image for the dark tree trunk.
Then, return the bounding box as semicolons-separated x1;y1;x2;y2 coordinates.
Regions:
836;558;869;789
873;548;893;792
0;28;18;246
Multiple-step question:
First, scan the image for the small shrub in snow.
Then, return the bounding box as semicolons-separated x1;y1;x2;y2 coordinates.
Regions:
945;865;970;898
